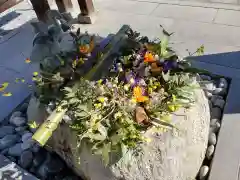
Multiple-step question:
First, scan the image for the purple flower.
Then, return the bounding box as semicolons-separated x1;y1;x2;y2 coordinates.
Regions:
125;72;139;87
163;61;178;73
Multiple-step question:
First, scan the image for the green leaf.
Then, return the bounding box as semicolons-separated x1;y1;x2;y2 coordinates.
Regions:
196;45;204;56
121;143;128;156
69;98;80;104
77;104;88;111
160;35;169;56
64;87;73;93
66;92;75;98
75;111;89;118
162;71;170;81
102;143;110;166
97;123;108;138
90;133;106;141
0;82;9;92
28;121;39;129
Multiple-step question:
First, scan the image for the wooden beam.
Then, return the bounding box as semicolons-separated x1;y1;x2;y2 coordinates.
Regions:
77;0;94;15
30;0;50;22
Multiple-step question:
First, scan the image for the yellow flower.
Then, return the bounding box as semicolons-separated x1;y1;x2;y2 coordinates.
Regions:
133;86;149;103
33;72;38;76
172;94;177;102
98;96;106;103
94;103;102;108
168;104;176;112
0;82;9;92
25;58;31;63
2;92;12;97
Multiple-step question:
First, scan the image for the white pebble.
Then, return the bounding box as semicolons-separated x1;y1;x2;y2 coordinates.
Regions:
199;166;209;180
219;78;228;89
210;122;221;134
209;132;217;145
206;145;215;160
205;91;212;99
204;82;216;92
210;118;219;127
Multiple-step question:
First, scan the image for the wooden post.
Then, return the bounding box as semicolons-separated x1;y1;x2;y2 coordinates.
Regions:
77;0;96;24
30;0;50;22
77;0;94;15
55;0;73;13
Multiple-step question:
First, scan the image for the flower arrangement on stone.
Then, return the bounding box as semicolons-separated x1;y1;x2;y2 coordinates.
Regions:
30;25;206;165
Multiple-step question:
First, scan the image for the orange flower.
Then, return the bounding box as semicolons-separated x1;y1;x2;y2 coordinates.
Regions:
79;38;95;54
79;45;89;54
25;58;31;63
133;86;149;103
144;52;155;63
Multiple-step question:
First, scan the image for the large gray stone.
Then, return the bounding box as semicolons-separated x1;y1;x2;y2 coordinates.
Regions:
32;88;210;180
20;150;33;169
33;149;47;167
21;132;33;142
0;134;20;150
0;154;39;180
0;126;15;138
8;143;24;157
21;139;34;150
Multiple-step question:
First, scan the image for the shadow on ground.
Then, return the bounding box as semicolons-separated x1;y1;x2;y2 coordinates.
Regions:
0;11;21;36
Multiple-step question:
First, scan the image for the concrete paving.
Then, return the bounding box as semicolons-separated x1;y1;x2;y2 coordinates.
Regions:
0;1;240;179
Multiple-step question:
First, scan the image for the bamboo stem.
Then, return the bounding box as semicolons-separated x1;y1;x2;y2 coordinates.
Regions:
32;108;67;146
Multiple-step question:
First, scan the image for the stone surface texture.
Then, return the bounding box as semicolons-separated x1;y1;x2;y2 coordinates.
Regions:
29;88;210;180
